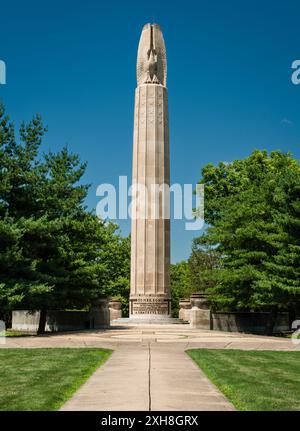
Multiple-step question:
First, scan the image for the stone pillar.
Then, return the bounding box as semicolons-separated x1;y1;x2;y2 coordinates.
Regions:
130;23;171;318
108;300;122;321
179;298;192;322
190;293;212;330
89;298;110;329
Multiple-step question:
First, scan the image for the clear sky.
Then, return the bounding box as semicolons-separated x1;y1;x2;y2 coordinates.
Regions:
1;0;299;262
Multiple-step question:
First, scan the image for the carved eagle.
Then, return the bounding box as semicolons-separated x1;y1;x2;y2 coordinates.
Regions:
136;23;167;87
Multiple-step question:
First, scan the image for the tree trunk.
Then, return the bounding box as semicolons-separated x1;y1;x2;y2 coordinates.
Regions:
37;309;47;335
264;308;278;336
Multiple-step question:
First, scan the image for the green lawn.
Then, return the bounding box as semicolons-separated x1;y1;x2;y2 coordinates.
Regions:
4;330;35;337
187;349;300;411
0;348;112;410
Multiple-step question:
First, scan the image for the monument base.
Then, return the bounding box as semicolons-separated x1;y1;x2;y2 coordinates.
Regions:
129;296;171;316
111;316;186;325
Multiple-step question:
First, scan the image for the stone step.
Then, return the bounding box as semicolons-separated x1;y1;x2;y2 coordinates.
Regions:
111;317;188;325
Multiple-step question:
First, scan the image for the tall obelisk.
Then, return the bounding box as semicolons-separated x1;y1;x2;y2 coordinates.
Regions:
130;23;171;318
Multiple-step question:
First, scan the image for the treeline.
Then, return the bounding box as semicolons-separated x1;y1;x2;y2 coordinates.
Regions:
172;150;300;321
1;103;299;328
0;103;130;328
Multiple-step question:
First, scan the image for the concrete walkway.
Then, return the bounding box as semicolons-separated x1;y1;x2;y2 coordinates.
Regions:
61;342;234;411
2;323;299;411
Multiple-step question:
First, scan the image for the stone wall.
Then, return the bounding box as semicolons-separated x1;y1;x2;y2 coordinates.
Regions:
12;307;110;333
180;292;290;334
12;310;41;332
212;311;290;334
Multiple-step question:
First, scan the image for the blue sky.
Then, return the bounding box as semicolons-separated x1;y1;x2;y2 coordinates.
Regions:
1;0;300;262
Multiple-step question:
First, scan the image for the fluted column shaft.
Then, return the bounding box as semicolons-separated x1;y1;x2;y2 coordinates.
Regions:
130;83;171;316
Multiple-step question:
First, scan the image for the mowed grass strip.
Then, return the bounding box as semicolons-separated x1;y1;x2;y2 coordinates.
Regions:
187;349;300;411
0;348;112;410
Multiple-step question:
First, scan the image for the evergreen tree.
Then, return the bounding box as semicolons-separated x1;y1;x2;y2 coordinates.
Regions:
0;102;130;328
195;150;300;326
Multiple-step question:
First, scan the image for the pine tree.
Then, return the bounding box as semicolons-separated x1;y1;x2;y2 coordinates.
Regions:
0;102;130;329
195;150;300;326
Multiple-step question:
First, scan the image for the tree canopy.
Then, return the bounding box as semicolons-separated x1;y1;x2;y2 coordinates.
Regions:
193;150;300;315
170;261;191;317
0;102;130;325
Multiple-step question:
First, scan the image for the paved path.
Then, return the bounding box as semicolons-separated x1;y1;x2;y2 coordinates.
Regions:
61;342;234;411
2;323;299;411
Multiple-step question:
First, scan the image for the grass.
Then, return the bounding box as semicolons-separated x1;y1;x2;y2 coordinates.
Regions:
187;349;300;411
0;348;112;410
4;330;35;337
284;333;300;339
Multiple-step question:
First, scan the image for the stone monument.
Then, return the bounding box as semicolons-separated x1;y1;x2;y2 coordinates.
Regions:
129;23;171;319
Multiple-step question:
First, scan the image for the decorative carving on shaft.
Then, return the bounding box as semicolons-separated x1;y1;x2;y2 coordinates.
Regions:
137;23;167;87
130;24;170;317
